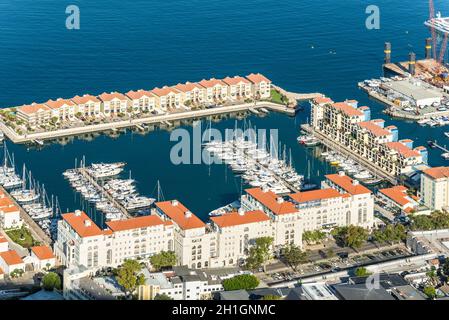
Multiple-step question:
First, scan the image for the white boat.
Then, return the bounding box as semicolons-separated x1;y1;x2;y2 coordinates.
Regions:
417;119;430;125
442;152;449;160
444;132;449;138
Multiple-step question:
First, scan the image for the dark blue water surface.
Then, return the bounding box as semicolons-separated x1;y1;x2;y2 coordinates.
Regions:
0;0;447;221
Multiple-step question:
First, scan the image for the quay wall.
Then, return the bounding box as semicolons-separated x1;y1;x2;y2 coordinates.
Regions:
1;101;299;144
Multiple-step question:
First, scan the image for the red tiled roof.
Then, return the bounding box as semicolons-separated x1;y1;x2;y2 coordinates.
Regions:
125;90;154;100
423;166;449;179
31;246;55;260
245;188;297;215
289;188;343;203
62;211;104;238
174;82;203;92
198;78;226;88
358;121;391;137
45;98;75;109
0;250;23;266
325;173;371;195
210;210;270;228
155;201;205;230
379;186;413;207
386;142;420;158
17;103;50;115
332;102;364;117
0;235;7;243
313;97;333;104
151;86;179;97
71;94;100;104
98;92;128;102
222;76;251;86
106;215;165;232
246;73;271;84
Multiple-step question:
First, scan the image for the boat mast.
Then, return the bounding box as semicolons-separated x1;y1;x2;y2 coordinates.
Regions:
22;164;26;190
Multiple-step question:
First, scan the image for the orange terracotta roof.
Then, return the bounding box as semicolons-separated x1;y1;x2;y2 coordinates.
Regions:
125;89;154;100
358;106;370;110
325;173;371;195
414;146;427;151
289;188;343;203
222;76;251;86
151;86;179;97
31;246;55;260
385;125;397;130
198;78;226;88
45;98;75;109
400;139;413;143
313;97;333;104
245;188;297;215
17;103;50;115
0;250;23;266
0;235;7;243
246;73;271;84
332;102;364;117
106;215;165;232
379;186;413;207
386;142;420;158
71;94;100;104
358;121;391;137
423;166;449;179
98;92;128;102
211;210;270;228
0;197;14;207
174;82;203;92
155;201;205;230
0;205;19;214
62;211;104;238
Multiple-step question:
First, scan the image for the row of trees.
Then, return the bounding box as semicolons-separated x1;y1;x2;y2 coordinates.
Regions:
372;224;407;244
409;210;449;231
302;230;326;245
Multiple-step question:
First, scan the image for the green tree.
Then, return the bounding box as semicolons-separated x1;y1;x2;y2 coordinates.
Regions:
261;294;281;300
426;267;439;287
423;286;436;299
373;224;406;244
116;259;146;296
283;244;308;271
42;272;62;291
222;274;260;291
154;293;173;300
331;225;368;249
354;267;371;277
245;237;273;271
150;251;177;271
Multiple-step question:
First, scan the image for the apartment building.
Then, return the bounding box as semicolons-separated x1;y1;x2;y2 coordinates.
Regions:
71;94;102;118
125;90;156;113
198;78;228;103
241;187;303;249
378;185;419;214
16;103;51;127
209;209;272;267
151;87;182;111
420;166;449;211
0;191;21;229
246;73;272;99
321;172;374;228
174;82;205;106
0;250;25;274
154;200;213;269
222;76;252;101
45;98;77;121
310;98;426;176
98;92;129;115
54;210;173;269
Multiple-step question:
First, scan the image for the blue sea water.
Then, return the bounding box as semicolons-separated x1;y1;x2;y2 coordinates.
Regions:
0;0;447;222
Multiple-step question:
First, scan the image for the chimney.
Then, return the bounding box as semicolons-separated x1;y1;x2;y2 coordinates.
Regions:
338;171;345;177
185;210;192;218
276;197;284;204
425;38;432;59
75;210;82;216
384;42;391;64
84;220;91;227
171;200;179;206
409;52;416;75
238;208;245;216
352;179;360;186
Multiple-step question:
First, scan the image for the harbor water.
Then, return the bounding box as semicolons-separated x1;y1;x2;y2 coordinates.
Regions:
0;0;448;223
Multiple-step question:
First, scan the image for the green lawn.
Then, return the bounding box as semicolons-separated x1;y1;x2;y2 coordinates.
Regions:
270;89;287;105
6;226;37;248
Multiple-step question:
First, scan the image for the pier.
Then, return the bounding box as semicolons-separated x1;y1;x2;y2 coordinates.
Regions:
77;168;131;219
0;100;321;144
0;186;52;245
300;124;398;185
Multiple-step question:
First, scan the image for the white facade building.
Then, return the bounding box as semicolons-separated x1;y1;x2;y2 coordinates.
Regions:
420;166;449;211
